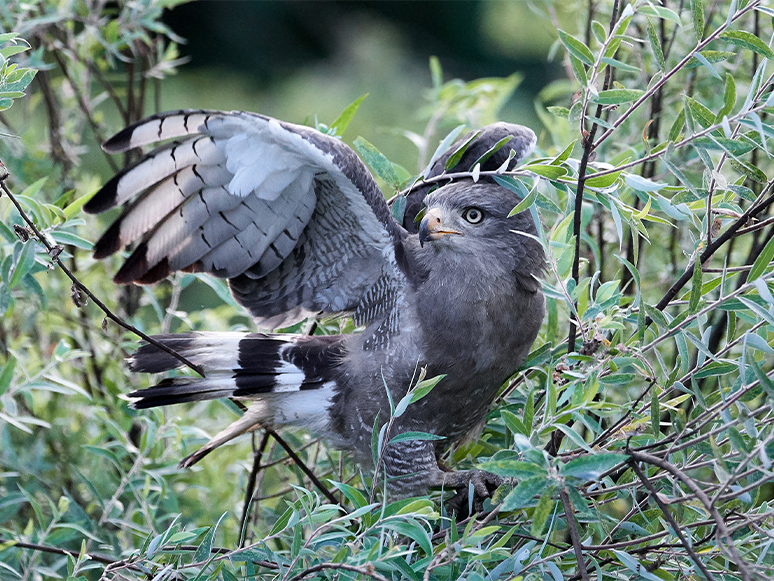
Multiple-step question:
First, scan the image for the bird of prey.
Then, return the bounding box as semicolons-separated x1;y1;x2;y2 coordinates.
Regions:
85;109;545;503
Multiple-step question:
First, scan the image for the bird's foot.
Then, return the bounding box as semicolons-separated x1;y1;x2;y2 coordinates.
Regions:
441;470;503;518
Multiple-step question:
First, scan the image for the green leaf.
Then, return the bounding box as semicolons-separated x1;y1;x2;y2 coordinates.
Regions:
530;492;554;536
561;453;629;481
330;481;369;509
690;0;705;40
668;108;685;142
478;458;546;479
380;519;432;557
646;18;665;70
469;135;513;171
501;475;551;511
585;169;621;188
719;30;774;61
423;124;467;178
522;164;567;180
625;174;667;192
50;231;93;250
599;56;640;73
508;186;538;216
329;93;368;136
598;373;636;384
693;362;737;379
444;130;482;170
591;89;644;105
569;55;588;85
689;258;703;314
651;389;660;437
748;233;774;281
194;512;227;563
558;30;595;65
270;504;296;536
730;159;768;183
0;45;29;59
371;410;381;468
685;51;736;70
0;356;15;397
391;195;407;224
638;5;682;25
691;136;754;155
388;431;445;445
8;242;35;289
409;374;445;404
354;136;401;189
689;51;721;80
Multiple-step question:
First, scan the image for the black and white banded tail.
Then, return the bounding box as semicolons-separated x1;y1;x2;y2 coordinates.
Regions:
127;332;344;466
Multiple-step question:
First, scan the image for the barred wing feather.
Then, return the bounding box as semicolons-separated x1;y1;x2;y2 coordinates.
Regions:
86;110;406;327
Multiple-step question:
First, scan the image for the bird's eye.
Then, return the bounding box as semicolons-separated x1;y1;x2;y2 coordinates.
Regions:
463;208;484;224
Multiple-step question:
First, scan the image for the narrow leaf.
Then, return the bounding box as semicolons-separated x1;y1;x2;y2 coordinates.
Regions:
561;453;629;480
388;431;445;444
8;242;35;289
591;89;644;105
689;258;703;314
501;475;551;511
508;186;538;216
444;130;482;170
690;0;705;40
330;93;368;136
530;492;554;536
748;233;774;281
354;137;401;189
647;18;665;70
558;30;595;65
194;512;227;563
720;30;774;61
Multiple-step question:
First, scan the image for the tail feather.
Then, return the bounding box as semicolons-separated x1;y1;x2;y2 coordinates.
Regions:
127;331;344;465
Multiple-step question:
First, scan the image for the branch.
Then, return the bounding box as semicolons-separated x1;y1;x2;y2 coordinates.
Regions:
629;450;752;581
287;562;390;581
568;0;620;354
651;186;774;318
0;176;204;377
240;431;271;547
592;0;762;150
629;460;717;580
267;429;339;506
559;486;590;581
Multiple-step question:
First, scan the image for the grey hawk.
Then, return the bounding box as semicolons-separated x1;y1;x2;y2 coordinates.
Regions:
85;110;545;502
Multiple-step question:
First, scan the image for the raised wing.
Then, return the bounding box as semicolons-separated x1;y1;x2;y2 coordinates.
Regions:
86;110;407;327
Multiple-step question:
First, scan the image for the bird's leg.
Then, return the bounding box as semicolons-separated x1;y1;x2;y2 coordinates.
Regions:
381;439;502;515
429;469;503;518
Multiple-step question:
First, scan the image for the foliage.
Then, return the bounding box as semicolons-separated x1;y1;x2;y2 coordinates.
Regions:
1;0;774;580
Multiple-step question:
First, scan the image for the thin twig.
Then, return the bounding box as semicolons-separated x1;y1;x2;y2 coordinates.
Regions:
286;562;390;581
629;450;752;581
629;460;718;580
559;486;590;581
0;176;204;376
240;431;271;547
592;0;761;150
568;0;619;354
267;429;339;506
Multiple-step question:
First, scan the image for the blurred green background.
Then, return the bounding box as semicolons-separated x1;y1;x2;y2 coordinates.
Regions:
157;1;560;172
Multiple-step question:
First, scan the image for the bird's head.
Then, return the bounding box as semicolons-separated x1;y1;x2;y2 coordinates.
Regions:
416;180;545;290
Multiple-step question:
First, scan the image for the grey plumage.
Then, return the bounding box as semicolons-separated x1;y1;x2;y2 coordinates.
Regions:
87;109;545;501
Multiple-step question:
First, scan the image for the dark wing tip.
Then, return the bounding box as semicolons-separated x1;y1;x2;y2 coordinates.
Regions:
83;175;120;214
113;243;150;284
92;219;122;259
102;125;138;154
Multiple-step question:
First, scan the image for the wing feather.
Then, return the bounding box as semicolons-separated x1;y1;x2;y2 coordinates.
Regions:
89;109;408;328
